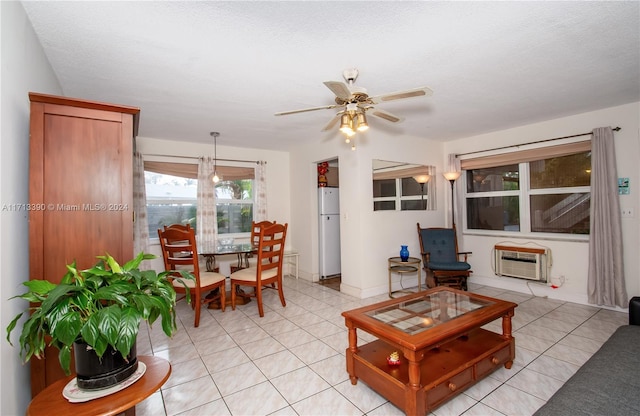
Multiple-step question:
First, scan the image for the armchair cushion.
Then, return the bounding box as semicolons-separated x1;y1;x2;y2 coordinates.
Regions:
427;261;471;271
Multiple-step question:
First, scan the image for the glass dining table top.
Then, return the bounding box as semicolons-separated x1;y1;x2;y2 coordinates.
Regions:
200;243;256;255
365;290;494;336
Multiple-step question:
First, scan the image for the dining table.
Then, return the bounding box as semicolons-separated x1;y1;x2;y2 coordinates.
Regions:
200;242;256;273
200;242;257;309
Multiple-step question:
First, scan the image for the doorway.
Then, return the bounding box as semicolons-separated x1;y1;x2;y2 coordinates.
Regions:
317;158;341;289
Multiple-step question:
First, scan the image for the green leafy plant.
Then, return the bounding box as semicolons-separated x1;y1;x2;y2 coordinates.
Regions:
6;252;192;375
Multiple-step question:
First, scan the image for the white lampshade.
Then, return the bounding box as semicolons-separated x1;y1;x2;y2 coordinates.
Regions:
413;174;431;184
442;171;461;181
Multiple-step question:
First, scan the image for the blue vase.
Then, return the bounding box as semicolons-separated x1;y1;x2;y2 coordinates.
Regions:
400;245;409;262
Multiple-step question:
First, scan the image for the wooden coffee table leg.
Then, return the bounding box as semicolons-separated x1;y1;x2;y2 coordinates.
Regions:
346;324;358;384
502;311;515;369
405;356;425;416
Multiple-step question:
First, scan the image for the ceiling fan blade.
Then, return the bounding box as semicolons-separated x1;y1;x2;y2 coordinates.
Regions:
369;87;433;104
370;108;404;123
323;81;352;100
321;114;341;131
275;104;339;116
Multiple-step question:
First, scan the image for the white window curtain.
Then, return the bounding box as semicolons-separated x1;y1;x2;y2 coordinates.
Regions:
426;165;437;210
588;127;628;308
197;157;217;253
254;161;268;221
133;152;149;255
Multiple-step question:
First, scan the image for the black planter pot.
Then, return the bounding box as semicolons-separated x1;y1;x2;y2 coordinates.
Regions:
73;341;138;390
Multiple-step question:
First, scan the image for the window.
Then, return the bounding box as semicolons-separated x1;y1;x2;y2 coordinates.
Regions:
372;160;434;211
144;163;255;237
463;147;591;235
214;179;254;234
373;177;429;211
145;172;197;237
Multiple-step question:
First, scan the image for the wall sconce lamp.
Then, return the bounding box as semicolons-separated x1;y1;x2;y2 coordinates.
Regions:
442;171;461;227
413;174;431;210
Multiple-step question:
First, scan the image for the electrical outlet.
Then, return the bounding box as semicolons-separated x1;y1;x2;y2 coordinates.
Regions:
621;208;635;218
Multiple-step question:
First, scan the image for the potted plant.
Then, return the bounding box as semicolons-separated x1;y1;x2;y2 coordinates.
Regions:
6;252;192;390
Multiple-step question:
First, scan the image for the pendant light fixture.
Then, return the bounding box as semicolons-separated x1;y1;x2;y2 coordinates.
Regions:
210;131;221;183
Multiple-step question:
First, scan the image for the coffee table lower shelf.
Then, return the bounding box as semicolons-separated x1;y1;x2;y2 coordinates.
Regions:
348;328;514;415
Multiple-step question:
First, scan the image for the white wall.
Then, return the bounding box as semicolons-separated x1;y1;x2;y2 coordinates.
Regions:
443;102;640;309
1;2;62;414
289;130;446;298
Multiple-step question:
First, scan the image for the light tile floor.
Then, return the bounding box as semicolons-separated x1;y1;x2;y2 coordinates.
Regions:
135;277;628;416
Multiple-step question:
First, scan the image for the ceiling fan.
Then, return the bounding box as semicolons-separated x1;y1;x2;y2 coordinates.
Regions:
275;68;433;148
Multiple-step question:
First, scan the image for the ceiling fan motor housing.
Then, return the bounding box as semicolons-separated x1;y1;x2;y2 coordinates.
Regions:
343;68;359;83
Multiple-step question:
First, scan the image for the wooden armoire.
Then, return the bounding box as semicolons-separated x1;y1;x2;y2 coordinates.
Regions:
28;92;140;397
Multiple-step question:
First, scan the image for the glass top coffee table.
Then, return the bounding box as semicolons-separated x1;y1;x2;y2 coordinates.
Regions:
342;287;517;416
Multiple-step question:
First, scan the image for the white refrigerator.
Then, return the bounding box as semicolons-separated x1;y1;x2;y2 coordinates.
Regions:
318;188;341;278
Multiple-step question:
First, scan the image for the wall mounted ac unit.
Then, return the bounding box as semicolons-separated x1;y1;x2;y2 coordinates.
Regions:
494;245;550;283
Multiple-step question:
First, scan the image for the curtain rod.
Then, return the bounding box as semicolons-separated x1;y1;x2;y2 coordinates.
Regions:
456;126;621;158
143;153;262;164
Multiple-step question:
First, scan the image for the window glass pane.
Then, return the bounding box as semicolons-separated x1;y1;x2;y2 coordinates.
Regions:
466;165;519;193
215;179;253;200
216;203;253;234
530;151;591;189
373;179;396;197
401;177;423;197
214;179;254;234
145;171;197;236
374;201;395;211
466;196;520;231
401;200;424;210
147;203;197;236
530;193;590;234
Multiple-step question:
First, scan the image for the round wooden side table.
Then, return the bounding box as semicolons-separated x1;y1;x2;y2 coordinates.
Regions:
27;355;171;416
388;256;422;298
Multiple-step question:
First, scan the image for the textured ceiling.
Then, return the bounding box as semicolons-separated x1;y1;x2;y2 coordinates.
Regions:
21;1;640;151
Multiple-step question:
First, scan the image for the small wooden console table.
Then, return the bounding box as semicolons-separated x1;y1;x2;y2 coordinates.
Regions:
27;355;171;416
342;287;516;416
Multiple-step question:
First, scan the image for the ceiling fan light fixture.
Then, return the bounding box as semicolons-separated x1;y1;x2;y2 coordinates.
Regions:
356;112;369;131
274;68;433;151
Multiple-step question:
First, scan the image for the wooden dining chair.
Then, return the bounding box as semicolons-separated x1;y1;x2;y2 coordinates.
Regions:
230;222;288;317
157;226;227;327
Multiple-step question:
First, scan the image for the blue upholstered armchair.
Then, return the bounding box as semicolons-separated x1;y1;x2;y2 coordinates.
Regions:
416;223;472;290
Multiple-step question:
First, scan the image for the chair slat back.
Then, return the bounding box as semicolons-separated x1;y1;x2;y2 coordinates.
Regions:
256;223;287;275
251;221;276;247
157;227;201;285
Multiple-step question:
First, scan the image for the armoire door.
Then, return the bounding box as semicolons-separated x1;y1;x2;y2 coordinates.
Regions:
28;93;139;397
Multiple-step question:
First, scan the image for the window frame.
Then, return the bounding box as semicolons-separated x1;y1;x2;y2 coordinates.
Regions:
144;163;256;242
373;177;429;211
461;142;591;241
213;178;255;238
